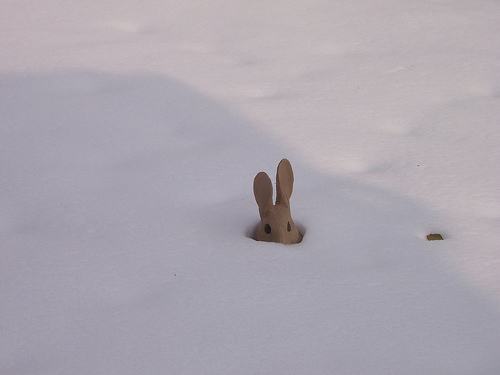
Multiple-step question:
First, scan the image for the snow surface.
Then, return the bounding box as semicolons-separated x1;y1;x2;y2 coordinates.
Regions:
2;1;500;374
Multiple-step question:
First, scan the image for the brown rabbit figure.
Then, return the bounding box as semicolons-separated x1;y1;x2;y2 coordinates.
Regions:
253;159;303;244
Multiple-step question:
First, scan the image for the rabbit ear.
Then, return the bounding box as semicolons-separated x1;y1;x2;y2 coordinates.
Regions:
276;159;294;206
254;171;273;218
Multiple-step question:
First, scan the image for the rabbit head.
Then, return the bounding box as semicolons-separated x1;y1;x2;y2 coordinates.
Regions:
253;159;302;244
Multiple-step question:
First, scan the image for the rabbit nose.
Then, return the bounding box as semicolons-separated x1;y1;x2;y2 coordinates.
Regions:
276;230;285;243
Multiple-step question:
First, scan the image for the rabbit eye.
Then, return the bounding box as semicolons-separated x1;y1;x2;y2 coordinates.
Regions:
264;224;272;234
287;222;291;232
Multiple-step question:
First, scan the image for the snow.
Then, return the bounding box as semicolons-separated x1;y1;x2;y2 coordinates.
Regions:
1;0;500;374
